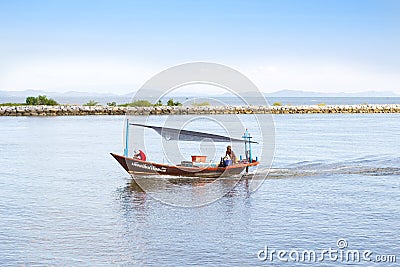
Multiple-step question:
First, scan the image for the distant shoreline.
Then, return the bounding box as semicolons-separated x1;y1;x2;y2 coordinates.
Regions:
1;104;400;116
2;95;400;107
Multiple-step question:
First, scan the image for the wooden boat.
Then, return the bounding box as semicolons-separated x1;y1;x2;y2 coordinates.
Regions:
111;152;259;178
111;120;259;178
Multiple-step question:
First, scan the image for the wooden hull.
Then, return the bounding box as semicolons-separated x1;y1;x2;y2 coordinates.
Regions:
110;153;259;178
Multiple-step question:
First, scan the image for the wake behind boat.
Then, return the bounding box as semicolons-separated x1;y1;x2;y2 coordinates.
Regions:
111;120;260;178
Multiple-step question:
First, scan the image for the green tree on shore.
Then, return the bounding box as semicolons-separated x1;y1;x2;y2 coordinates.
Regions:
154;100;163;106
167;98;182;106
26;95;58;105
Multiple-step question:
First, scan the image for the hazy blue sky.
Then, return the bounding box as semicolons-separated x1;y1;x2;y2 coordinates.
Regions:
0;0;399;94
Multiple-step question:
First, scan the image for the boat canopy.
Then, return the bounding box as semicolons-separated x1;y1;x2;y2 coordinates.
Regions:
129;123;258;144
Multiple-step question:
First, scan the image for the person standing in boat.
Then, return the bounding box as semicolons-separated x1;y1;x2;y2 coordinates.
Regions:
133;149;147;161
225;145;237;164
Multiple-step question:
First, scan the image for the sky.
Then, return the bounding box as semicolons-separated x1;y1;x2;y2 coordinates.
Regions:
0;0;399;94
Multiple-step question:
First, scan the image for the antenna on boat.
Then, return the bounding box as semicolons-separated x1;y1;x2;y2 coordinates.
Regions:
243;129;253;163
123;119;129;157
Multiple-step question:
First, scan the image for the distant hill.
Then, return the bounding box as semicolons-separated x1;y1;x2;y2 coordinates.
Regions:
0;89;126;98
1;89;399;105
265;89;399;97
0;89;132;105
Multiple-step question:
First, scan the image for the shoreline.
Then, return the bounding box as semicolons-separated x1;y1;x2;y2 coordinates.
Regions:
1;104;400;116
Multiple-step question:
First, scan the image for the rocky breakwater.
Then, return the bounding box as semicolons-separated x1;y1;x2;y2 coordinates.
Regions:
0;105;127;116
0;104;400;116
268;104;400;114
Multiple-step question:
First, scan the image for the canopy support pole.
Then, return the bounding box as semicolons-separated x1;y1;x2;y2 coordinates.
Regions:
123;119;129;157
243;129;253;163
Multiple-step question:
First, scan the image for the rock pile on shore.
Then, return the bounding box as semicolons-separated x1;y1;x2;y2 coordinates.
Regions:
1;104;400;116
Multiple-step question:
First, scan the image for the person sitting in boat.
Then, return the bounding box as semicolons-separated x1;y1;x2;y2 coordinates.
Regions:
133;149;147;161
225;145;237;164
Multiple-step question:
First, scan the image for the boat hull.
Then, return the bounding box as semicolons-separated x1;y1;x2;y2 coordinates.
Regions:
110;153;259;178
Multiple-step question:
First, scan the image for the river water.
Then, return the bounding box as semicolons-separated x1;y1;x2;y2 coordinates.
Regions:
0;114;399;266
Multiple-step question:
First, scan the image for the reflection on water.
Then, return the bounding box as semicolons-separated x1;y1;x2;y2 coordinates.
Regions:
120;171;256;207
120;176;252;207
115;176;256;265
127;179;146;193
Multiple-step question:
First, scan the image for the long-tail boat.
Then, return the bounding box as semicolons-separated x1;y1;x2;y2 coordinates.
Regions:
111;120;259;178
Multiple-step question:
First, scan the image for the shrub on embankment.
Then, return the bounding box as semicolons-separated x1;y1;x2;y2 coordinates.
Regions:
0;95;59;106
26;95;58;105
